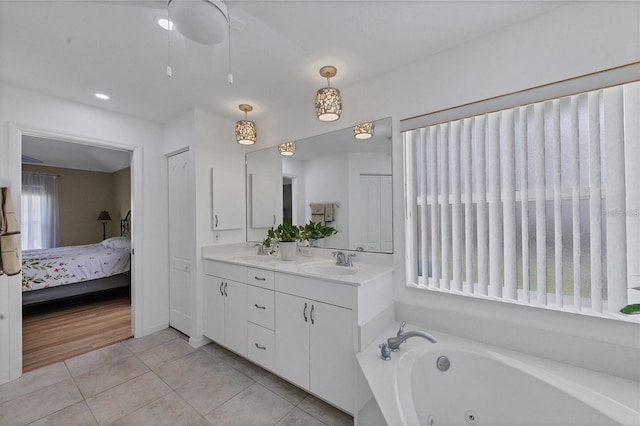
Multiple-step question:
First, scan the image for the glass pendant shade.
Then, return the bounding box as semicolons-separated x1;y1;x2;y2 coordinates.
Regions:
236;120;257;145
315;87;342;122
353;122;375;139
278;142;296;156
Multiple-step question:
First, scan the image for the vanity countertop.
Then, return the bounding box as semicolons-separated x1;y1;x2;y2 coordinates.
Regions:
202;244;393;286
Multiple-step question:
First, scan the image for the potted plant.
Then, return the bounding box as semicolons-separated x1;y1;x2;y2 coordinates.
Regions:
263;222;300;261
299;221;337;247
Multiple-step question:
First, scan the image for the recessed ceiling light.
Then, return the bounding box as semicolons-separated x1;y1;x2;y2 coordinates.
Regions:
155;16;174;31
94;93;110;100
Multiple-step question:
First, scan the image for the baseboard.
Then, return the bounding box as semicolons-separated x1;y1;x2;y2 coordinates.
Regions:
189;335;211;349
141;322;170;338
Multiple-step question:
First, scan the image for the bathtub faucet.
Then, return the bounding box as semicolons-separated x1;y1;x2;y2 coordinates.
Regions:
379;325;437;360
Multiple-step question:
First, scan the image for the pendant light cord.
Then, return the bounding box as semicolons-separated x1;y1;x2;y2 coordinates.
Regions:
227;9;233;84
166;0;172;78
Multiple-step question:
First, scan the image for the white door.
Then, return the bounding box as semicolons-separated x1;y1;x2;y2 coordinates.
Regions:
380;175;393;253
309;301;353;412
359;175;382;251
275;292;310;389
203;275;225;344
168;151;192;335
223;280;247;356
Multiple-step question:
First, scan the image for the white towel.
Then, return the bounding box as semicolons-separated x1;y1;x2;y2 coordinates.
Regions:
1;186;21;275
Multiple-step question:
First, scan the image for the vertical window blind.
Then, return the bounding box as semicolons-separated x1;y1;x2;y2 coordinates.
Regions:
403;81;639;317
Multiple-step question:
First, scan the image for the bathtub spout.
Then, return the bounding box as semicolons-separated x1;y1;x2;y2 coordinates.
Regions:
387;330;437;351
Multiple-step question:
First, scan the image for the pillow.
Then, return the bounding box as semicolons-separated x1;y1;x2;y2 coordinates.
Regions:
101;236;131;250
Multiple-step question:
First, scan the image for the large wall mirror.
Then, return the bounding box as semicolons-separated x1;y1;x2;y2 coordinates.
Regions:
246;117;393;253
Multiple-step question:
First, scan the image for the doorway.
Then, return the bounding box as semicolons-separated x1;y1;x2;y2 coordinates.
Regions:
20;135;134;372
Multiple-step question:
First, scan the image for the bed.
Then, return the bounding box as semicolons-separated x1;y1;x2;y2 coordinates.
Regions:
22;213;132;306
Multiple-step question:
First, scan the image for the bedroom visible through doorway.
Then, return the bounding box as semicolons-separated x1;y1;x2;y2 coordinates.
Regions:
20;135;133;372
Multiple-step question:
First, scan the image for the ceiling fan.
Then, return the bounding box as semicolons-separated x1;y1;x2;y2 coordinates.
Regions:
107;0;305;81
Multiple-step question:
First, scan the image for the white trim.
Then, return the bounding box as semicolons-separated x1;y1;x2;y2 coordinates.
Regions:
5;122;144;382
401;63;640;132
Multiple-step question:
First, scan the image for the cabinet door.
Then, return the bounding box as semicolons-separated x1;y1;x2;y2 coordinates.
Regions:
224;279;248;356
203;275;225;344
275;292;310;390
211;167;245;231
309;301;354;413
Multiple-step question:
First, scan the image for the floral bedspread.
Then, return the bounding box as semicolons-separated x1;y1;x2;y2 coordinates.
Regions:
22;243;131;292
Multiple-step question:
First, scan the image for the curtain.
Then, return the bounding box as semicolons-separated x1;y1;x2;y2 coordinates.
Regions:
21;172;60;250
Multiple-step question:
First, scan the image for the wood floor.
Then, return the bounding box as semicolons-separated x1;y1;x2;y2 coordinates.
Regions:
22;290;132;373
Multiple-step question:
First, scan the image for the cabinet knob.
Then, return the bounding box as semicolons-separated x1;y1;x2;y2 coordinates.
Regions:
219;282;224;296
223;282;228;296
254;343;266;350
254;276;266;281
310;304;315;325
303;302;308;322
254;304;266;310
214;214;219;228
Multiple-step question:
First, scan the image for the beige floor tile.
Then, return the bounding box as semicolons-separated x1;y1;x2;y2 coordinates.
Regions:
276;407;326;426
110;392;206;426
223;355;269;381
74;355;149;398
258;373;309;406
29;401;98;426
0;378;82;426
153;349;222;389
174;362;254;415
205;383;294;425
0;362;69;404
65;343;132;377
200;342;239;363
121;328;181;354
85;371;172;425
297;395;353;426
137;338;196;369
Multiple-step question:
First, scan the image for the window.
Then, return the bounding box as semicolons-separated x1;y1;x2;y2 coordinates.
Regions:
21;172;60;250
403;80;639;318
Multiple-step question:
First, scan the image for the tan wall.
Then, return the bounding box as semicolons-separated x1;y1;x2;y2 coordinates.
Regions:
113;167;131;226
22;165;130;246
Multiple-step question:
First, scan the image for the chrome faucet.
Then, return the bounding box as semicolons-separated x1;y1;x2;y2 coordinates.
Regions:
254;243;269;256
332;251;355;267
379;322;437;360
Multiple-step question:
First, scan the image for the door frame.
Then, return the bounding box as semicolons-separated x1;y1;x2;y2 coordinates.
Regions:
6;122;143;381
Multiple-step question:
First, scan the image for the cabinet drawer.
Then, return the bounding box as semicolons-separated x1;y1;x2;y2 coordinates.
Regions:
203;260;246;282
247;322;275;371
247;286;275;330
275;273;353;309
247;268;275;290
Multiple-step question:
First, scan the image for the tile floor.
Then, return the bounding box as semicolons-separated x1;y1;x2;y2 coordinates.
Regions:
0;328;354;426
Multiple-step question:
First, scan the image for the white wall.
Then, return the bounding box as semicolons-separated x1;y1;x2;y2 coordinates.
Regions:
254;1;640;379
303;153;349;249
0;83;168;382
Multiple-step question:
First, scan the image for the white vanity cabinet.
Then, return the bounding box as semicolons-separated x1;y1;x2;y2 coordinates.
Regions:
246;268;276;370
274;273;354;413
203;261;248;356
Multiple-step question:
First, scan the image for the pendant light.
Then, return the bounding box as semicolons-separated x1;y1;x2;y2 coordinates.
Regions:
236;104;257;145
278;142;296;156
315;66;342;122
353;122;375;139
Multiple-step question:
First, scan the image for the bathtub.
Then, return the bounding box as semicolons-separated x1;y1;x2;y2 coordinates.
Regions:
357;325;640;426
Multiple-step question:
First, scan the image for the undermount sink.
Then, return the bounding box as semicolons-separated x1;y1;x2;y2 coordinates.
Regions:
299;263;357;276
